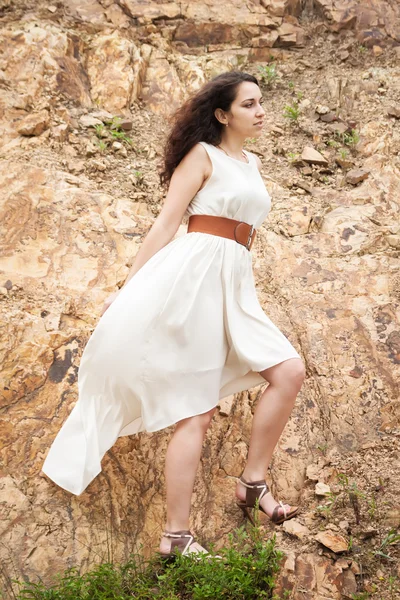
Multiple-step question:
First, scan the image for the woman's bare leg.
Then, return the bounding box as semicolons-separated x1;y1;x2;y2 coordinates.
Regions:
236;358;305;517
159;407;216;554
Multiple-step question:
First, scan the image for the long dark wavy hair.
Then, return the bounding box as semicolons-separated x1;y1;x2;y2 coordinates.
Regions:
160;71;259;186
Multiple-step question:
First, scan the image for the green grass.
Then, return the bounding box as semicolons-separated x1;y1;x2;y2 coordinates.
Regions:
258;63;278;87
283;103;300;123
13;524;283;600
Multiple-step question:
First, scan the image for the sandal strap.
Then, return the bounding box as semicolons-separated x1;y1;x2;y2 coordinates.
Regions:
163;530;192;537
163;530;194;555
271;502;289;523
239;475;270;507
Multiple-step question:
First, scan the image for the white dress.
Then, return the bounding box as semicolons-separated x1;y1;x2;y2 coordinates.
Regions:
42;142;300;495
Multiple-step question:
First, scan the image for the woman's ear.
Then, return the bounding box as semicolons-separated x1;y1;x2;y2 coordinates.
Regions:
214;108;228;126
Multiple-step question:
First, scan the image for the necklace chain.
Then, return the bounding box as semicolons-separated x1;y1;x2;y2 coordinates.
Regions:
216;144;248;164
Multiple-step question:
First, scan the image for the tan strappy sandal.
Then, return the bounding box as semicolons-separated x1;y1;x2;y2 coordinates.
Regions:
236;475;299;526
159;529;213;561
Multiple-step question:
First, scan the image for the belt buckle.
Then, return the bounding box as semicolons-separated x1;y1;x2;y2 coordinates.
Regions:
246;225;254;250
234;222;255;251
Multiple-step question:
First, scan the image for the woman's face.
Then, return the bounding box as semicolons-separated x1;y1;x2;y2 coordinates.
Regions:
221;81;265;138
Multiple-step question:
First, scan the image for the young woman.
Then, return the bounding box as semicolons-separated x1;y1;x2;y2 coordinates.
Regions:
42;71;305;558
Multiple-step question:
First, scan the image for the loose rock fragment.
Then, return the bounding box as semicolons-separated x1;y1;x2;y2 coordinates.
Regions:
17;110;50;136
388;106;400;119
301;146;329;165
282;519;310;540
80;115;103;128
345;168;369;185
315;482;331;496
315;531;348;553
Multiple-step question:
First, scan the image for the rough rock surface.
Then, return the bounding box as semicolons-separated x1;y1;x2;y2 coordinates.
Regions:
1;1;400;599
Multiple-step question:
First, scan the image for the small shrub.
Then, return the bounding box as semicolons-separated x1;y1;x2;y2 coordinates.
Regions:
94;124;106;138
14;524;283;600
258;63;279;87
95;139;108;153
283;103;300;123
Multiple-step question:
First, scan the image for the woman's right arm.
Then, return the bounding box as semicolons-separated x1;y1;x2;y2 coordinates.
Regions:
101;143;211;315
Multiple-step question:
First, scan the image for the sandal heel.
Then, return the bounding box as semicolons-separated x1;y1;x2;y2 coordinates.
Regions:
236;501;256;526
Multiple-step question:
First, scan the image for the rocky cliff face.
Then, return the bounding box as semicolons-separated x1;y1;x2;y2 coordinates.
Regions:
1;1;400;598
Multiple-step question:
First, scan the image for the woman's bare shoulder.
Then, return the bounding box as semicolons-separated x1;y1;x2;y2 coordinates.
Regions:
180;142;211;171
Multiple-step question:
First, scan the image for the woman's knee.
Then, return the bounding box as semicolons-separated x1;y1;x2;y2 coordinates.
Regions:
178;407;216;431
197;407;217;429
262;358;305;391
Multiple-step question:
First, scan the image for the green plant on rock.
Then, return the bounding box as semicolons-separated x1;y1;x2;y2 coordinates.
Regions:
337;473;366;524
14;521;284;600
343;129;360;147
283;102;300;124
107;116;123;131
326;139;341;148
338;147;349;159
373;529;400;561
287;151;300;164
102;116;134;147
95;139;108;153
317;490;339;519
258;63;279;86
94;123;106;138
334;129;360;149
110;129;133;145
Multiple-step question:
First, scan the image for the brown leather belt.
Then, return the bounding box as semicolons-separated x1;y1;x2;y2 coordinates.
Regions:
187;215;256;251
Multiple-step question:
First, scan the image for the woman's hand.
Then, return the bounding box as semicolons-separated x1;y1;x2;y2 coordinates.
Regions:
101;290;121;316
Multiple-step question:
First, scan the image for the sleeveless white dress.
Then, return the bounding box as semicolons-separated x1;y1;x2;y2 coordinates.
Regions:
42;142;300;495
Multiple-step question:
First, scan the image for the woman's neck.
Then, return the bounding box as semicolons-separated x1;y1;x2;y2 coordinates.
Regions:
218;134;246;157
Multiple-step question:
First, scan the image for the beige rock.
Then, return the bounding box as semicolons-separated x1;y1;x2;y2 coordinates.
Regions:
279;208;311;236
218;394;235;416
79;115;103;128
313;0;400;48
315;482;331;496
66;0;108;24
345;168;369;185
282;519;310;539
315;531;348;553
51;123;69;142
16;110;50;136
87;32;148;114
335;157;354;170
388;106;400;119
341;568;358;597
119;0;181;20
275;552;357;599
387;235;400;249
315;105;331;115
141;50;184;116
301;146;329;165
383;507;400;527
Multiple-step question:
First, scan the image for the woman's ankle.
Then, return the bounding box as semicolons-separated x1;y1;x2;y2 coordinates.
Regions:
240;469;267;482
164;521;190;533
